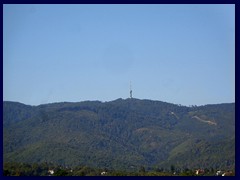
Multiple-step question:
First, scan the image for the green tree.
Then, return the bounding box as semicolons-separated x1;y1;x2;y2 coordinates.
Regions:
3;169;10;176
139;166;146;173
54;169;69;176
170;165;175;173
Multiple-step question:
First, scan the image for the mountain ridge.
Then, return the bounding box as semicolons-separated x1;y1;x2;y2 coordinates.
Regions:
3;98;235;107
3;99;235;171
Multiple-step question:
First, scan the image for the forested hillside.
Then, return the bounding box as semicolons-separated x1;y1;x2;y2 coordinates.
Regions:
3;99;235;171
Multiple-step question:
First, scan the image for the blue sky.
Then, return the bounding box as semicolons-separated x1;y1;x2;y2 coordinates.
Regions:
3;4;235;106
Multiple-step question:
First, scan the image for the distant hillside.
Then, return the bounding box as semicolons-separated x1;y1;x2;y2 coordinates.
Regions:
3;99;235;171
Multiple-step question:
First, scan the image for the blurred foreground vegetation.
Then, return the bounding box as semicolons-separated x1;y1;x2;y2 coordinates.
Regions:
3;162;235;176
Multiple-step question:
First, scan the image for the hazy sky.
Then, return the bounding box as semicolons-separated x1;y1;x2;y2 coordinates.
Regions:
3;4;235;106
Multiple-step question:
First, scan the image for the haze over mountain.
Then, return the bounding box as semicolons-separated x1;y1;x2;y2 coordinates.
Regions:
3;98;235;171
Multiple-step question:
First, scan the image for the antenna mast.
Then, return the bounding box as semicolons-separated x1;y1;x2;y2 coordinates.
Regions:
130;81;132;98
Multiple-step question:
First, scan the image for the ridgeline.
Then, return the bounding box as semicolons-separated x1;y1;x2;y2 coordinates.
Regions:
3;98;235;172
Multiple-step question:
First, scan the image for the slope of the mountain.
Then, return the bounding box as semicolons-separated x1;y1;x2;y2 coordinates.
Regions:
3;99;235;170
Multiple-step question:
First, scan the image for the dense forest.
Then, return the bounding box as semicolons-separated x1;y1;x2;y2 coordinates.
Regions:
3;98;235;174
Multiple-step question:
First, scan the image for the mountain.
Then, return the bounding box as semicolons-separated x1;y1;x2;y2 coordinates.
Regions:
3;99;235;171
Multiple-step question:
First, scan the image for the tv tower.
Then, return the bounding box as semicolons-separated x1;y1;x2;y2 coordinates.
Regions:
130;81;132;98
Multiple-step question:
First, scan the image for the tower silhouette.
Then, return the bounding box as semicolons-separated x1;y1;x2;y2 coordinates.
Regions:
130;82;132;98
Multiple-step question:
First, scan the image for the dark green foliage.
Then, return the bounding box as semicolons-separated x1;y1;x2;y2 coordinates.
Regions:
3;99;235;171
3;162;50;176
139;166;146;173
4;162;234;176
54;169;69;176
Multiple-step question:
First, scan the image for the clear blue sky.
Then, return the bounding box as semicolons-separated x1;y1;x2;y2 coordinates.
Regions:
3;4;235;106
